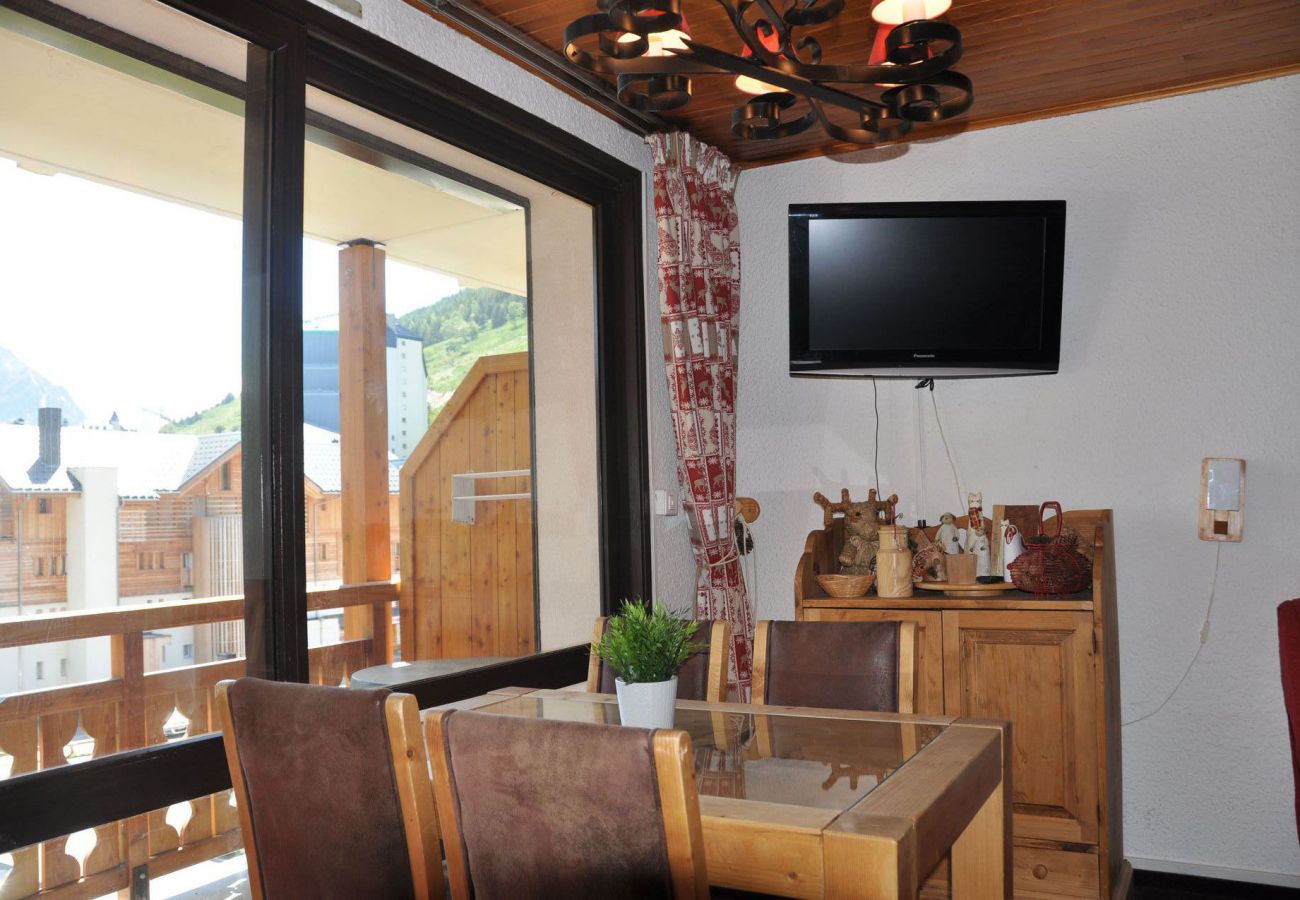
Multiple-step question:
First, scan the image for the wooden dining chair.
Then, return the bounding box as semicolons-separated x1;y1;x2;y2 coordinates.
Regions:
751;619;918;713
213;678;443;900
424;709;708;900
588;616;730;702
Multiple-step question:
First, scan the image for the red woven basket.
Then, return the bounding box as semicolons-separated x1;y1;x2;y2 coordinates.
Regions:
1008;501;1091;595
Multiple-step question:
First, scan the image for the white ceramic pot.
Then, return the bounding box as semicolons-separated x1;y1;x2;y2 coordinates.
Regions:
615;676;678;729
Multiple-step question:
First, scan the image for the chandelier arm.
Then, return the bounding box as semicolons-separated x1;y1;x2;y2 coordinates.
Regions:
752;0;792;35
677;41;887;114
731;92;818;139
721;1;789;61
618;73;694;111
882;70;974;122
565;13;724;75
597;0;683;36
812;100;914;145
782;0;846;28
770;20;962;84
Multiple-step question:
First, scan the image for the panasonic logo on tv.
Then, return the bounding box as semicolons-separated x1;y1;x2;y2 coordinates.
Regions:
912;353;937;359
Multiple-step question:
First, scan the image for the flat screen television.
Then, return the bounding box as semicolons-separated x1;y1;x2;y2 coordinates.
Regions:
789;200;1066;378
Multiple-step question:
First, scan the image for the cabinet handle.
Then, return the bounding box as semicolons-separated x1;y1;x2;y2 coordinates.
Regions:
1032;864;1049;880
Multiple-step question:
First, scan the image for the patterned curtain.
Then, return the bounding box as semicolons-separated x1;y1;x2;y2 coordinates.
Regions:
650;132;753;699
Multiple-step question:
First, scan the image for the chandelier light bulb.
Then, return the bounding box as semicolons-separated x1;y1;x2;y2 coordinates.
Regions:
870;0;952;25
734;25;786;95
617;10;690;57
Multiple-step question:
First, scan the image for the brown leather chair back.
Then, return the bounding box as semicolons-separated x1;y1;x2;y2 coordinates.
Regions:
590;618;730;702
215;678;442;900
753;620;913;713
425;710;708;900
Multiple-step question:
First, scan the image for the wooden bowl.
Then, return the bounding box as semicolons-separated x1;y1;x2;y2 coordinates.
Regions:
817;574;875;598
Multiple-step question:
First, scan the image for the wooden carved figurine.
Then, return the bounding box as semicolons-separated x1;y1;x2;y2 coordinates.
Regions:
814;488;899;576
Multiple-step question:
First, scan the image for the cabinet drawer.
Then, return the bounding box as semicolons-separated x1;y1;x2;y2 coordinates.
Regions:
1015;846;1100;898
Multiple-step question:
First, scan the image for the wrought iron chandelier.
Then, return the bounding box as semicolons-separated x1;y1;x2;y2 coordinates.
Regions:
563;0;973;145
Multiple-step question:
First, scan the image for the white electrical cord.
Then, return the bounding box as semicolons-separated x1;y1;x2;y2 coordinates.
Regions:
735;512;758;605
1122;542;1221;727
930;387;964;512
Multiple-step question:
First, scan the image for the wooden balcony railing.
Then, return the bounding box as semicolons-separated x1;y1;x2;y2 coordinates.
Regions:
0;581;397;899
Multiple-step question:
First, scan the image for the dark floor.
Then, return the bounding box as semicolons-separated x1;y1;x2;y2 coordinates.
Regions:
1134;870;1300;900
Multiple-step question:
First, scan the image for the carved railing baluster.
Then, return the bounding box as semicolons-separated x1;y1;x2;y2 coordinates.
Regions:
0;581;396;897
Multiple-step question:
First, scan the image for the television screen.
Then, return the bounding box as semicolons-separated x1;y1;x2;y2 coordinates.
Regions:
790;201;1066;377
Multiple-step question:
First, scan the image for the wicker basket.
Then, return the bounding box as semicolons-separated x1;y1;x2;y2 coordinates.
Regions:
817;573;875;598
1008;501;1091;595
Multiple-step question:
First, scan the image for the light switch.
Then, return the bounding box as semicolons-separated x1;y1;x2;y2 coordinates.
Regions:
1199;457;1245;542
653;489;679;517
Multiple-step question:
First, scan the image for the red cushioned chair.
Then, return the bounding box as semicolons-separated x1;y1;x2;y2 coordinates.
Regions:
1280;599;1300;843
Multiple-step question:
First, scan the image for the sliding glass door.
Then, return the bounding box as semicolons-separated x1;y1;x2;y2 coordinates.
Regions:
300;87;609;674
0;0;648;894
0;1;256;894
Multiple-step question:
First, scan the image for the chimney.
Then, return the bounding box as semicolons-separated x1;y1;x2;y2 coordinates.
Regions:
38;407;61;467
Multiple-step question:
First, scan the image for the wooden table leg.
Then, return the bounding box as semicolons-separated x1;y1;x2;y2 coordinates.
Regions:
950;777;1010;899
822;817;917;900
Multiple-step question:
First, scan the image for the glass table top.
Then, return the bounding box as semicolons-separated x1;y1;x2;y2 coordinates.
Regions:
473;693;946;812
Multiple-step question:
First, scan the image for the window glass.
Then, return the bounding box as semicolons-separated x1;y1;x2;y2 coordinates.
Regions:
301;88;603;677
0;0;250;890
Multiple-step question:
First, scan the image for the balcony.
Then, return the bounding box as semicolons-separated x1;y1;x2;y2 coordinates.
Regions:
0;582;396;898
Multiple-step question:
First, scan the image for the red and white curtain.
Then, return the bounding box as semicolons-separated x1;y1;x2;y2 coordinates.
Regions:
650;132;753;699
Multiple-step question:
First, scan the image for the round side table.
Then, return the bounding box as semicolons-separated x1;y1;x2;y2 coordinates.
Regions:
349;657;512;689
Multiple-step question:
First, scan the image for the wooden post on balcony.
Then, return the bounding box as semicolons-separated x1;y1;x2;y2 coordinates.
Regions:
339;239;392;663
112;629;151;882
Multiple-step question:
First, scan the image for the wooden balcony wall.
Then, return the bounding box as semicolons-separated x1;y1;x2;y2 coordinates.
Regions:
0;495;69;608
399;352;535;661
0;581;396;899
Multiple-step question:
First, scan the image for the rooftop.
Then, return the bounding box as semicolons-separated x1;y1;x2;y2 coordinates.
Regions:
0;422;400;498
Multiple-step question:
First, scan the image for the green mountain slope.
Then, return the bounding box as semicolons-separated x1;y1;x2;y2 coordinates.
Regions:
161;287;530;434
162;393;240;434
398;287;526;346
400;287;529;422
424;317;528;420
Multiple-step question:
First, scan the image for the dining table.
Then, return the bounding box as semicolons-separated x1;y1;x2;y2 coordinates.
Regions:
429;687;1011;899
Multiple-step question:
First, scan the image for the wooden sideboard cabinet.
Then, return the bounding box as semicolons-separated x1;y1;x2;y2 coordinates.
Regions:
795;508;1128;900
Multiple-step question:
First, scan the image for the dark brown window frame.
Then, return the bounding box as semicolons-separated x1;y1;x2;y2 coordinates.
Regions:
0;0;649;854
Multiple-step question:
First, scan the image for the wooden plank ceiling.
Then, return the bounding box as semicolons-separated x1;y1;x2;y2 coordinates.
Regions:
418;0;1300;167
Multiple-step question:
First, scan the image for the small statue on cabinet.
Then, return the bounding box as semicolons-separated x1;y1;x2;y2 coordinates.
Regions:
969;524;992;578
964;490;987;551
909;528;947;582
999;519;1026;580
814;488;899;576
936;512;964;555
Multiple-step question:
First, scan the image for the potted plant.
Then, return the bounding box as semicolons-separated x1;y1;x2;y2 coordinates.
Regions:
592;601;702;729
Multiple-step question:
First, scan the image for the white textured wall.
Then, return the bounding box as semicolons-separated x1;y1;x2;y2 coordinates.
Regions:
735;74;1300;882
308;0;697;617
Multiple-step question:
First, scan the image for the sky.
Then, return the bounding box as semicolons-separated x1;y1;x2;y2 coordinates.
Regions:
0;159;458;428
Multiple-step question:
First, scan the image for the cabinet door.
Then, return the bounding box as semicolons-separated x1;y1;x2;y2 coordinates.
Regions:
942;610;1098;845
801;607;944;714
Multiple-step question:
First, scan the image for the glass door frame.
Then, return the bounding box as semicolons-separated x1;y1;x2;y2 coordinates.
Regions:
0;0;649;855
